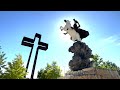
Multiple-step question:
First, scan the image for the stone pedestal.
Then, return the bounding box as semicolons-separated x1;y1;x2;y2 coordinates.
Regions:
59;67;120;79
69;41;93;71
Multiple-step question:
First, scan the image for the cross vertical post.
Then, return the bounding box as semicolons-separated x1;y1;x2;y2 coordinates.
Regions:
30;46;39;79
30;33;41;79
24;36;36;78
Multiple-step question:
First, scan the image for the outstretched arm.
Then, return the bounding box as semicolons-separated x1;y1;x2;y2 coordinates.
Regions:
77;22;80;27
73;19;80;27
60;26;63;31
64;32;68;35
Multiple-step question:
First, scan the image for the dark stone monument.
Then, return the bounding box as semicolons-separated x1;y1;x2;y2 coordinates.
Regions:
68;41;93;71
60;19;93;71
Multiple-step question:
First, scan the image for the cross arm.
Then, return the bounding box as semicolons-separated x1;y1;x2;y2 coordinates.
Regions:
21;37;34;47
22;37;34;43
38;42;48;50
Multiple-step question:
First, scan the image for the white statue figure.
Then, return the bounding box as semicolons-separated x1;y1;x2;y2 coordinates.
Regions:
60;20;81;42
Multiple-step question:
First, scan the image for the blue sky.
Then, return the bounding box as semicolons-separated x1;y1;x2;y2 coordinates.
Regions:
0;11;120;78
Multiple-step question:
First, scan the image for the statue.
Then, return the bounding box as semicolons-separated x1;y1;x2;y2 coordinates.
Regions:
60;19;89;41
60;20;81;42
60;19;93;71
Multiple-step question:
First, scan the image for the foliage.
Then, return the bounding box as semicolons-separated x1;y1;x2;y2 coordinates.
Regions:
100;61;120;70
2;54;27;79
0;46;7;77
91;54;103;68
37;61;62;79
91;54;120;75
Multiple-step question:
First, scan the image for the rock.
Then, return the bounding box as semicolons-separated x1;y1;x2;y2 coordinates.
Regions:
68;41;92;71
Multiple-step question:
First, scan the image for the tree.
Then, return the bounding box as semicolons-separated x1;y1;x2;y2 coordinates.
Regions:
37;68;46;79
91;54;103;68
0;46;7;77
2;54;27;79
100;61;120;70
91;54;120;75
37;61;62;79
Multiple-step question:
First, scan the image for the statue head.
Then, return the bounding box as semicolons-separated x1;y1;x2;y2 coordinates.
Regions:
62;20;72;31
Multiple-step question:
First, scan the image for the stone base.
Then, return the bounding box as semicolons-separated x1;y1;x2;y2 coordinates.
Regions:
59;67;120;79
68;41;92;71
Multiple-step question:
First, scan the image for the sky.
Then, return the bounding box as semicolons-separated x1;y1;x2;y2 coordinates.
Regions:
0;11;120;78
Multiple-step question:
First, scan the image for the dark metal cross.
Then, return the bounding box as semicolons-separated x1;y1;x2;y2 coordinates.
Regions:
21;33;48;79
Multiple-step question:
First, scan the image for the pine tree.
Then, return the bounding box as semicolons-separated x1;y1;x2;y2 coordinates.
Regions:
3;54;27;79
0;46;7;78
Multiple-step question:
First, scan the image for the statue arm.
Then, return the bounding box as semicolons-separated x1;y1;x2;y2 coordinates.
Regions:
73;19;80;27
60;26;63;31
77;22;80;27
64;32;68;35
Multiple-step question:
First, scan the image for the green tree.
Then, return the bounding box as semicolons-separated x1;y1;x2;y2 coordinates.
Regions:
91;54;103;68
91;54;120;75
100;61;120;70
37;61;62;79
0;46;7;77
3;54;27;79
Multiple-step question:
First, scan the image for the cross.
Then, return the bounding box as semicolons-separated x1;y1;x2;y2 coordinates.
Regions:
21;33;48;79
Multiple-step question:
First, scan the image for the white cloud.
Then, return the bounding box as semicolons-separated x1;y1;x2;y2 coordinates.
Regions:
116;42;120;46
98;35;120;47
90;35;120;55
102;35;118;44
103;36;114;41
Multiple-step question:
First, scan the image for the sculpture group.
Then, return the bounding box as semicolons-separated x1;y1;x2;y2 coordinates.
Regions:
60;19;89;42
60;19;93;71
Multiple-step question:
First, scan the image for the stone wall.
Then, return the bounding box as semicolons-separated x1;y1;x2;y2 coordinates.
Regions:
59;67;120;79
